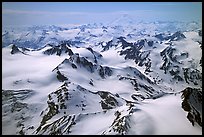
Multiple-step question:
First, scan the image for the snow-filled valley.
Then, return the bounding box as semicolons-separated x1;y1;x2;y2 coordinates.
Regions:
2;20;202;135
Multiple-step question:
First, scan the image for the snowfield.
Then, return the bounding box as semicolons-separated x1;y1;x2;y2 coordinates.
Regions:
2;20;202;135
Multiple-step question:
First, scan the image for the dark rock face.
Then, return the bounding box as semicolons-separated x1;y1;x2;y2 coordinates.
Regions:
89;79;94;86
160;46;178;74
55;53;112;79
71;63;77;69
181;87;202;127
107;112;131;135
44;46;57;55
100;37;154;74
155;33;166;41
119;67;164;99
2;89;34;111
37;114;76;135
169;67;183;81
75;55;95;73
11;45;21;54
102;104;140;135
2;89;35;135
102;26;107;30
97;91;119;109
198;30;202;36
36;82;70;134
199;57;202;66
100;37;131;52
119;76;139;91
56;70;68;82
101;40;116;52
43;43;73;56
98;66;113;79
98;66;105;78
124;66;154;84
35;82;127;134
104;66;113;77
155;31;186;41
59;54;94;72
160;45;202;85
160;46;182;77
118;75;159;100
117;37;133;49
147;41;154;47
170;31;186;41
119;39;152;73
86;47;103;63
183;68;202;85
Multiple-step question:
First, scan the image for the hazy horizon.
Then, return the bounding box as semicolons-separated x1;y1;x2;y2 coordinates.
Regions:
2;2;202;27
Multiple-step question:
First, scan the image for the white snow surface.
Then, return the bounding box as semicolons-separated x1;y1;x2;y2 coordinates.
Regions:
2;21;202;135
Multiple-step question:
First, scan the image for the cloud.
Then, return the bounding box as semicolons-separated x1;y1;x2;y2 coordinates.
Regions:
2;9;177;26
2;9;154;16
2;9;89;15
2;9;157;24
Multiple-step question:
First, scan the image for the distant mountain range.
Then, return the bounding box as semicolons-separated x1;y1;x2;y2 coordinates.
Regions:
2;18;202;135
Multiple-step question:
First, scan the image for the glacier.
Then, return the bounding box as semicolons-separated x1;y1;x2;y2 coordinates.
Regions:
2;20;202;135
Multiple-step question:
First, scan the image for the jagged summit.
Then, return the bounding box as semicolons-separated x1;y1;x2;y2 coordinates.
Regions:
108;14;136;27
2;21;202;135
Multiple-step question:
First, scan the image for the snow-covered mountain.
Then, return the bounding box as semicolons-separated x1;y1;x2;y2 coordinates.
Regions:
2;20;202;135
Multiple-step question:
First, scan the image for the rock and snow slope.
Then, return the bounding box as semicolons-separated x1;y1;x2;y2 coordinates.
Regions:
2;21;202;135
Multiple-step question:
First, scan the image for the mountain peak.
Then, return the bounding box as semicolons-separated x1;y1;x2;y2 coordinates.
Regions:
109;14;136;26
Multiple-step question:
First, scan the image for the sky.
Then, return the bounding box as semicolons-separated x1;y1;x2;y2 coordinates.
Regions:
2;2;202;27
